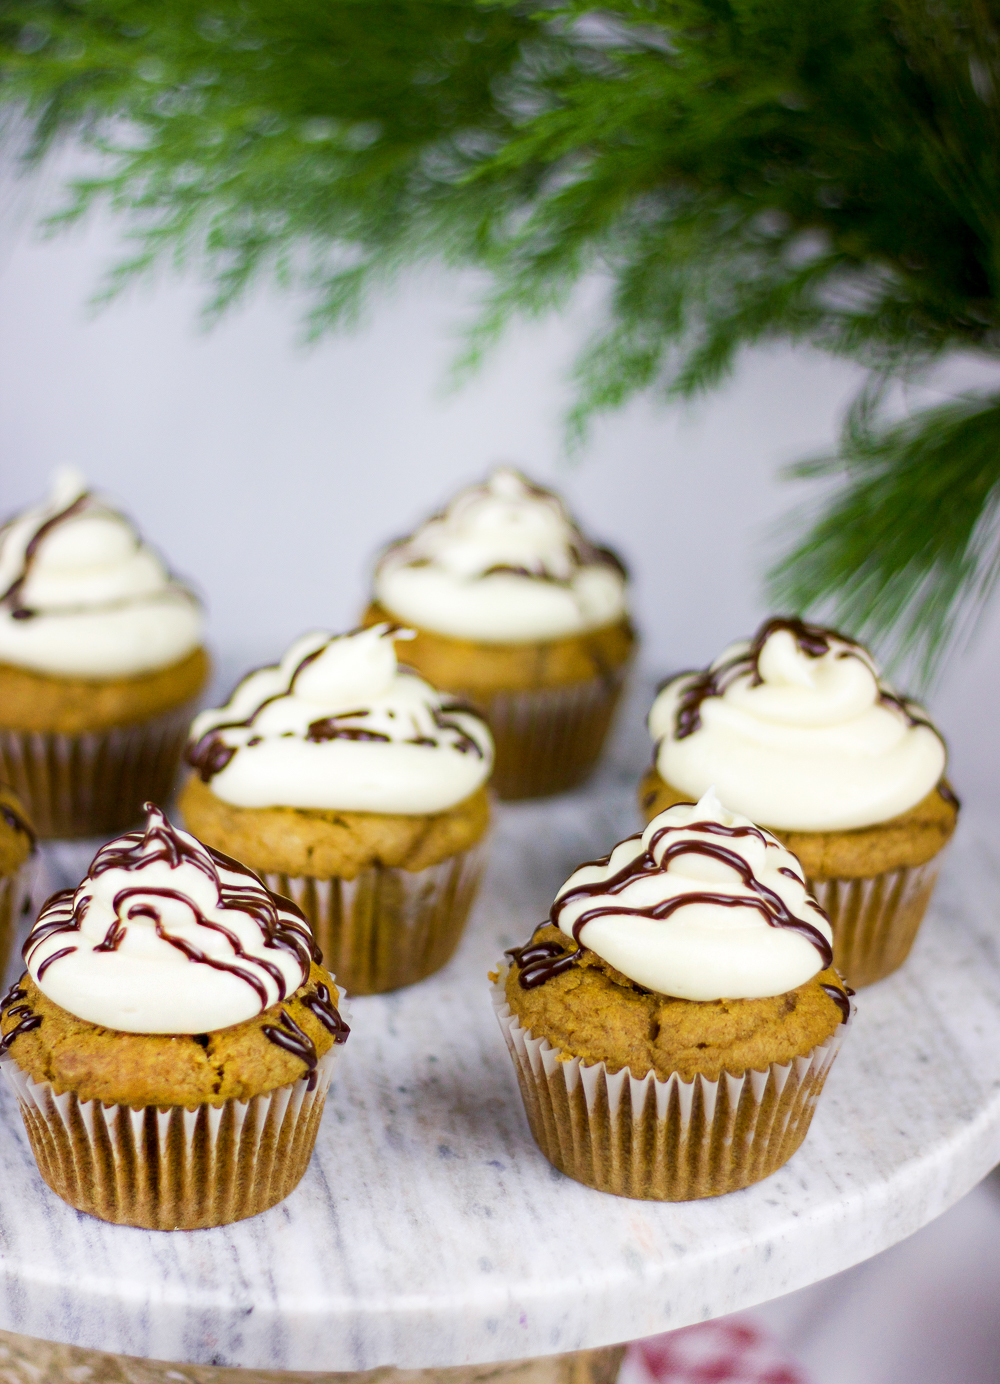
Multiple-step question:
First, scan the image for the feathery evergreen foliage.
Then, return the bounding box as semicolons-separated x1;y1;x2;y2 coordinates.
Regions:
1;0;999;674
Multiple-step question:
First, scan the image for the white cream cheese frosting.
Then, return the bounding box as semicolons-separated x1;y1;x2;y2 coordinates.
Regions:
648;618;947;832
0;468;203;679
548;789;833;1000
187;624;494;814
373;467;628;642
23;804;317;1034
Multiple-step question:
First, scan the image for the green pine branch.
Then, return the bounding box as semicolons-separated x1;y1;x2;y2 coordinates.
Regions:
3;0;1000;675
769;389;1000;681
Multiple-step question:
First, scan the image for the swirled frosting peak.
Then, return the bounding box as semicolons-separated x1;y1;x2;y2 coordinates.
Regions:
187;625;494;814
544;789;833;1000
23;804;317;1033
648;617;947;832
0;468;203;678
373;467;628;641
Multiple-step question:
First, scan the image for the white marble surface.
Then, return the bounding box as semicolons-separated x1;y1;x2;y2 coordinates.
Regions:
2;771;1000;1372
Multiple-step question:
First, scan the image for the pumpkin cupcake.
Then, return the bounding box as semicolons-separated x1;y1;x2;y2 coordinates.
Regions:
493;790;852;1201
180;624;493;995
1;804;348;1229
0;784;35;978
365;467;636;799
0;469;209;838
642;617;957;988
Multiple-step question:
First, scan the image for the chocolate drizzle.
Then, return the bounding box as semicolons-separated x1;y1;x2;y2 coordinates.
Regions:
0;981;41;1054
186;639;330;782
505;936;581;990
670;616;941;742
386;471;628;586
300;980;350;1043
186;631;487;780
262;1008;320;1087
820;982;854;1024
510;808;833;992
306;716;390;744
0;796;36;849
0;492;91;619
263;981;350;1089
23;804;320;1005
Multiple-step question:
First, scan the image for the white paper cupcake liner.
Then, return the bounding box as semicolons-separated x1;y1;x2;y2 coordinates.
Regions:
491;972;851;1200
809;855;944;988
263;840;487;996
0;701;197;840
2;1042;341;1230
464;667;630;800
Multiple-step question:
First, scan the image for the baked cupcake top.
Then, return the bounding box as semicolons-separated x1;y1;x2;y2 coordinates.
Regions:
648;617;947;832
0;468;203;679
372;467;627;642
186;624;494;814
513;789;834;1002
21;803;320;1034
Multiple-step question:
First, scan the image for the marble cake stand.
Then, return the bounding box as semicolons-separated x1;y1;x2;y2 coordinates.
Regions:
2;779;1000;1375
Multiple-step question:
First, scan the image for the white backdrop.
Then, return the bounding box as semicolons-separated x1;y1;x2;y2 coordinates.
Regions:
0;181;997;809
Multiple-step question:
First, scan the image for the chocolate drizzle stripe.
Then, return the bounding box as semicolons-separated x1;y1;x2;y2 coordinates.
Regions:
23;804;319;1008
300;981;350;1042
669;615;941;744
36;945;77;980
262;1009;320;1089
0;980;40;1055
820;983;853;1024
1;492;92;617
186;633;489;781
512;813;832;992
505;938;581;989
0;800;36;848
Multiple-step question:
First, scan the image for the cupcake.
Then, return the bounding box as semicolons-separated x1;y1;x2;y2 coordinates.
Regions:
179;624;493;995
642;617;957;988
0;804;348;1230
493;790;852;1201
364;467;636;799
0;469;209;838
0;784;36;978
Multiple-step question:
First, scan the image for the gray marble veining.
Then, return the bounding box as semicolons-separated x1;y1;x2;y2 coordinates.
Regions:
1;777;998;1372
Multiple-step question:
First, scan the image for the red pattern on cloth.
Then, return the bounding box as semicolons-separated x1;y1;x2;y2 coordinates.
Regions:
629;1319;810;1384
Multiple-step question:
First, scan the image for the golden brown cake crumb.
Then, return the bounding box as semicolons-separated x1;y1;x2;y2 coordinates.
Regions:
179;774;490;879
363;601;635;693
2;962;342;1107
639;765;958;878
504;925;846;1083
0;647;210;734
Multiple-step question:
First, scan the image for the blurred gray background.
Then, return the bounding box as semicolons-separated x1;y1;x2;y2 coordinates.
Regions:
0;185;997;809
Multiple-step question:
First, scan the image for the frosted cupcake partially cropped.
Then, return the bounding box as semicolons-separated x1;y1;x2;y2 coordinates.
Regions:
493;791;852;1200
642;617;957;987
1;805;348;1229
0;785;35;979
180;624;493;995
0;469;209;837
365;468;636;799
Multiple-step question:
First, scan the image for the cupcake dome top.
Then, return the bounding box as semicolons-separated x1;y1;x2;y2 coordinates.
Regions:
373;467;627;642
187;624;494;814
0;468;203;678
23;804;318;1033
522;789;834;1002
649;617;947;832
